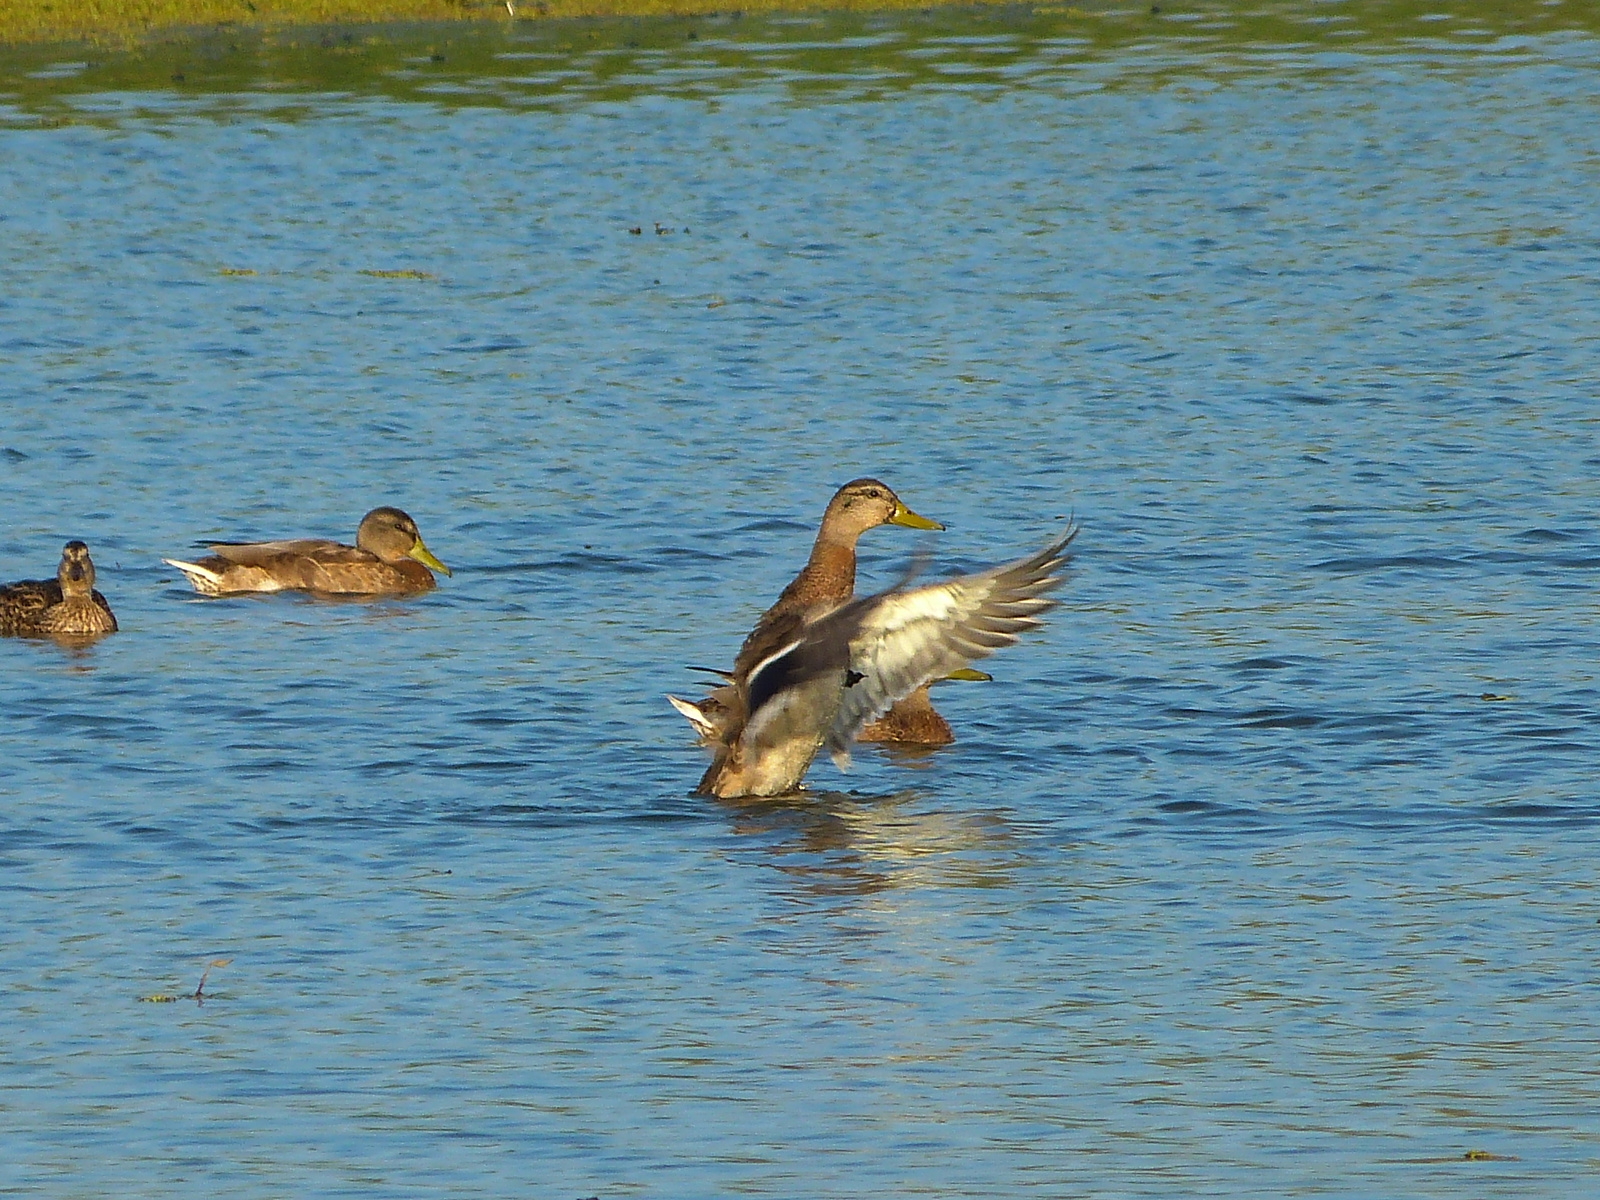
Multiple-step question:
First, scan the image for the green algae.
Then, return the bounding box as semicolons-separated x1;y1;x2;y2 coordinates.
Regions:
3;0;1009;48
6;0;1598;54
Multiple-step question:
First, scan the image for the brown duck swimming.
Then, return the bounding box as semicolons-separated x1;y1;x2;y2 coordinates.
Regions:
671;529;1076;799
165;506;450;596
855;668;992;746
0;540;118;638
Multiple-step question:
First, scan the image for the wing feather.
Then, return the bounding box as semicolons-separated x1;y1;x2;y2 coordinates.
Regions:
823;529;1075;756
207;539;367;567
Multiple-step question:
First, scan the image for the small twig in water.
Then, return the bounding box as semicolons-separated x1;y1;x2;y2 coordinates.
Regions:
193;958;232;1001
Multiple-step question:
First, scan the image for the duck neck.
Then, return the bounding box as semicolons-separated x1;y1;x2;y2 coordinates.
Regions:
59;573;94;604
785;532;859;608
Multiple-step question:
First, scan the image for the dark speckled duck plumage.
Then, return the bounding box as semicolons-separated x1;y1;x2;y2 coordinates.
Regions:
0;541;118;638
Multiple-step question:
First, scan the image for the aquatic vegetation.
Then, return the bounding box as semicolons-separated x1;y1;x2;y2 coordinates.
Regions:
359;267;436;279
2;0;1024;49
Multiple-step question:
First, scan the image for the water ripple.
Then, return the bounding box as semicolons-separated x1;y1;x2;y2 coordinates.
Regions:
3;7;1600;1198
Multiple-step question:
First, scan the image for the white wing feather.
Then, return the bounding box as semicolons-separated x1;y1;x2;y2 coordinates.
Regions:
824;531;1074;759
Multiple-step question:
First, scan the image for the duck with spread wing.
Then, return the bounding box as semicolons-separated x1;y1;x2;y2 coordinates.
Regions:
671;527;1075;799
671;478;944;746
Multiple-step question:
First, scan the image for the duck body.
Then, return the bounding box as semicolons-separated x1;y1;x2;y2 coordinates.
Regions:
856;683;953;745
731;478;942;680
677;529;1075;799
697;669;843;798
674;479;942;755
166;507;449;597
856;668;993;746
0;541;117;637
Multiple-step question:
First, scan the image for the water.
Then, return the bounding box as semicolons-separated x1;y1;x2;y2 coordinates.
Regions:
3;3;1600;1194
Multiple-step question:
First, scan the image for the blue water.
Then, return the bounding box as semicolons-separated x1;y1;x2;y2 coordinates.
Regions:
3;4;1600;1195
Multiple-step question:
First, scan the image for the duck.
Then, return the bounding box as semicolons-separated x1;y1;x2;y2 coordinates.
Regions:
165;507;450;596
855;668;992;746
0;540;118;637
671;479;944;747
671;528;1075;799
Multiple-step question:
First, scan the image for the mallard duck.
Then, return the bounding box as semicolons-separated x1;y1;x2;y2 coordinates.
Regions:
672;479;942;747
855;668;992;746
0;541;118;637
671;529;1075;799
165;507;450;596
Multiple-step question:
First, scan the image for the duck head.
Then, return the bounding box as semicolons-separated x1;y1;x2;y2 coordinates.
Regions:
56;540;98;599
356;507;452;576
820;478;943;544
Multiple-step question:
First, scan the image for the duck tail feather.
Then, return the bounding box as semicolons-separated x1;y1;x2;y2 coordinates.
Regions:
667;694;719;739
163;558;223;595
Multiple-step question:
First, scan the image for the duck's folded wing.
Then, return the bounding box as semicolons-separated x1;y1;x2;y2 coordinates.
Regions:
0;580;58;617
91;589;117;627
824;529;1076;756
732;604;815;681
725;600;850;750
207;538;366;566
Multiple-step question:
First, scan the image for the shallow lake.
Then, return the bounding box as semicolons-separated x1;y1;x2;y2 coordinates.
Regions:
3;2;1600;1195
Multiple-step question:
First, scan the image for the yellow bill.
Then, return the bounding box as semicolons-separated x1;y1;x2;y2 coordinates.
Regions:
889;498;944;531
409;537;452;577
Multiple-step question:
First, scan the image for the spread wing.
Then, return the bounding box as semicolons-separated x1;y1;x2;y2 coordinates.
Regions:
732;630;828;753
823;529;1075;758
207;538;368;567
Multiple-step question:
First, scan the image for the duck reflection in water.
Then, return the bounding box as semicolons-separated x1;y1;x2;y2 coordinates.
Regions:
724;789;1025;898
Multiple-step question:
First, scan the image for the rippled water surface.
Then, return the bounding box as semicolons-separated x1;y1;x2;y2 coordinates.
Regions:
4;3;1600;1194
